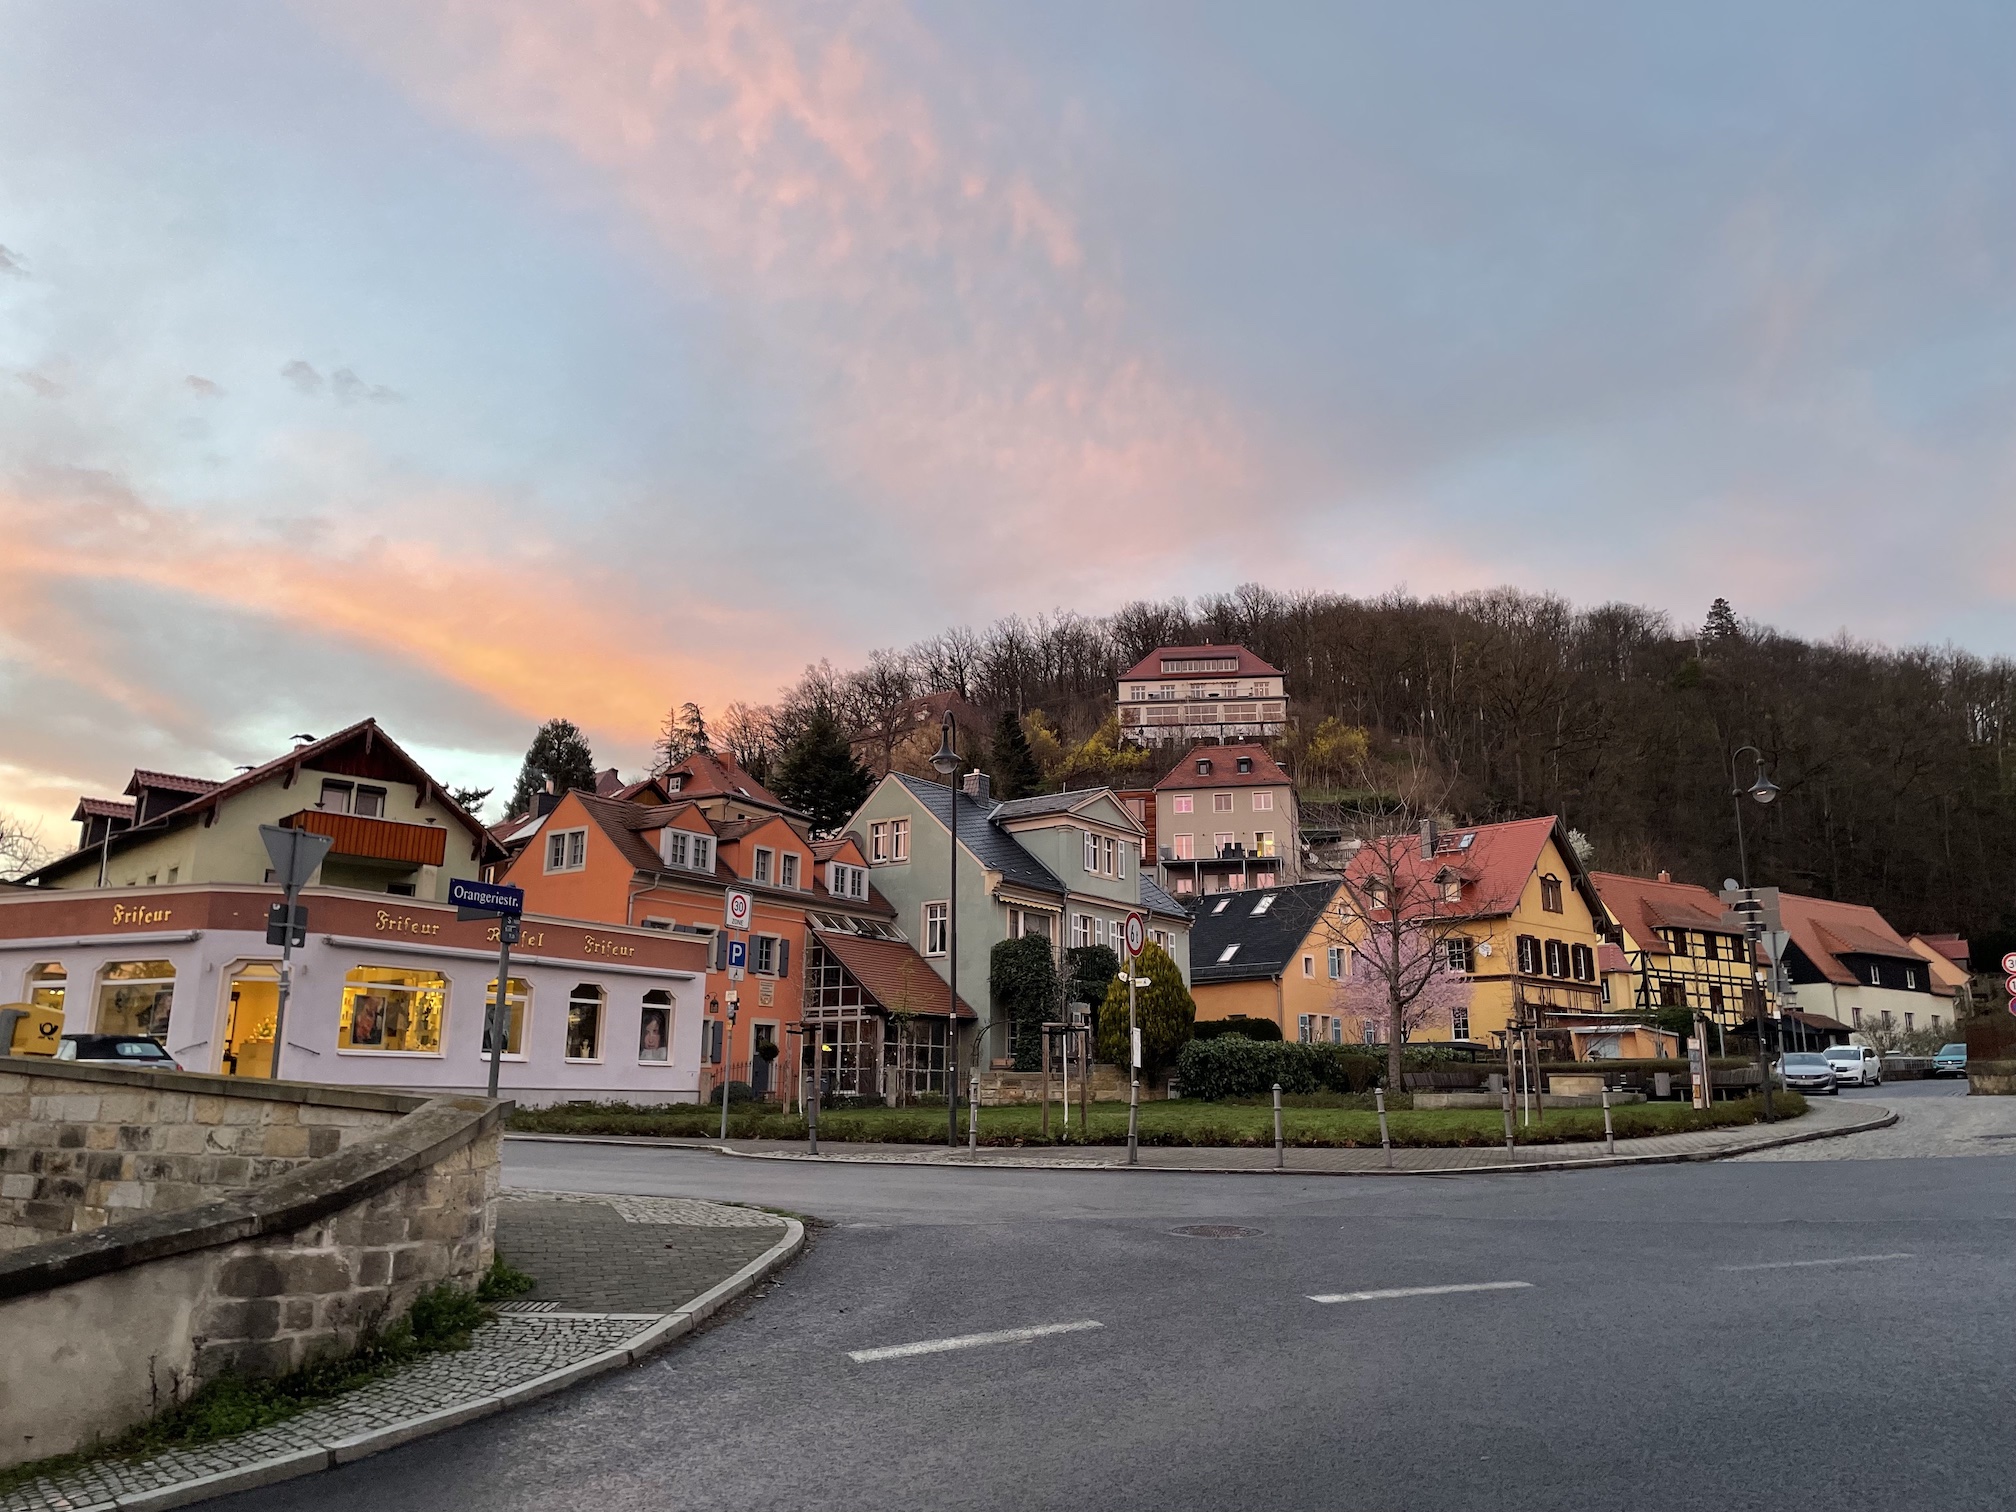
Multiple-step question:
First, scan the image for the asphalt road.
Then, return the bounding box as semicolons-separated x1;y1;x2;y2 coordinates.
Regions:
228;1081;2016;1512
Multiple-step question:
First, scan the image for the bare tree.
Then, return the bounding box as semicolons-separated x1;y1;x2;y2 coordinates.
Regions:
0;810;53;881
716;702;777;776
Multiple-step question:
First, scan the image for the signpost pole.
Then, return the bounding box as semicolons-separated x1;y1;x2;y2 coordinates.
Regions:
259;825;333;1082
271;876;301;1081
486;924;515;1099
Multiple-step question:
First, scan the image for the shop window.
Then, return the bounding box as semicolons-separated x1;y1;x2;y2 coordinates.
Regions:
639;990;672;1062
567;984;605;1060
27;962;66;1018
96;960;176;1037
338;966;445;1053
482;977;532;1057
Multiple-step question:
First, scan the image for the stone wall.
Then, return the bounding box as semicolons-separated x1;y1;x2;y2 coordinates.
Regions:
0;1061;408;1251
977;1064;1131;1106
0;1061;501;1469
1966;1060;2016;1095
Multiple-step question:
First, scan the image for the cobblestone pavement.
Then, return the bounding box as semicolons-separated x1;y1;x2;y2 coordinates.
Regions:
1735;1081;2011;1160
515;1094;1890;1174
2;1195;786;1512
495;1192;785;1311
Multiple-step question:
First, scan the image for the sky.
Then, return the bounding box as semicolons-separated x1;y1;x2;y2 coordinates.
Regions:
4;0;2016;840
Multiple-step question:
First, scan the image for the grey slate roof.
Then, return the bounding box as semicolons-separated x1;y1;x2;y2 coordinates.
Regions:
891;774;1066;895
991;791;1103;820
1139;875;1190;921
1187;880;1342;985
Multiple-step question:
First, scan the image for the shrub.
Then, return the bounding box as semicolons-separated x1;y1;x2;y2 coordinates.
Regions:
1094;941;1194;1073
992;934;1060;1071
1194;1016;1284;1042
1175;1037;1383;1099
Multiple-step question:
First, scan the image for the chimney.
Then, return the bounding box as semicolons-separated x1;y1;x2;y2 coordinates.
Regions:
1657;869;1671;884
961;771;992;803
1419;818;1439;860
534;789;562;818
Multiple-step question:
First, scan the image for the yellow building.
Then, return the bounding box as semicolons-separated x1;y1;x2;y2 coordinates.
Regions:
1591;870;1771;1037
1187;880;1352;1041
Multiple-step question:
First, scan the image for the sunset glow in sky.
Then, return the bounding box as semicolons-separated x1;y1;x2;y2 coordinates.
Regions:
5;1;2016;832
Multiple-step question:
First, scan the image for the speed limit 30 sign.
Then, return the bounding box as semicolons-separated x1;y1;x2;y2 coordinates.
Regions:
725;888;753;931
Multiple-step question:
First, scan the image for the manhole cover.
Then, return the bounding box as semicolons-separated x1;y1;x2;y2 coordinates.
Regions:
1170;1224;1263;1239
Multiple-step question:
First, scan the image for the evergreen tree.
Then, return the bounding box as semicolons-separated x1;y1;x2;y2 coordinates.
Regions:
448;784;494;821
1701;597;1739;643
772;706;873;834
507;719;597;818
989;709;1044;800
653;701;712;773
1094;942;1194;1075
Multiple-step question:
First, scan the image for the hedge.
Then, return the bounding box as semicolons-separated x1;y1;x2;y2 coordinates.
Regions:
1193;1016;1285;1043
1175;1036;1383;1099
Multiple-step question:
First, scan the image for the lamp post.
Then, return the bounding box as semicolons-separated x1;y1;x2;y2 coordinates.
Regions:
930;713;962;1149
1728;744;1780;1118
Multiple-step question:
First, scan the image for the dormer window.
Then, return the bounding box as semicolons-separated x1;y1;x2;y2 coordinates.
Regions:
1437;869;1463;904
753;847;773;884
1539;874;1564;913
1196;759;1212;775
1236;757;1253;774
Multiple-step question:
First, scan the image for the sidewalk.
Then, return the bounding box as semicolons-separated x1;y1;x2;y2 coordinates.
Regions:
0;1196;800;1512
507;1097;1895;1175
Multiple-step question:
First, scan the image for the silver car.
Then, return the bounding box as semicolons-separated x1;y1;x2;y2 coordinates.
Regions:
1777;1052;1839;1095
1823;1044;1882;1086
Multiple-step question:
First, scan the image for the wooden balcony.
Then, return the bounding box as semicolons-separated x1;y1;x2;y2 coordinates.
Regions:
280;809;446;867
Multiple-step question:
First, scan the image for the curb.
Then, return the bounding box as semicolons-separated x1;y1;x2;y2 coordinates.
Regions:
104;1217;804;1510
503;1108;1899;1176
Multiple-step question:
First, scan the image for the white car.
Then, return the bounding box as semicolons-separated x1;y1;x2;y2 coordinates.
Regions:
1823;1044;1882;1086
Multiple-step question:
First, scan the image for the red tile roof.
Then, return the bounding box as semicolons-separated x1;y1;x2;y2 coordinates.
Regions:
1345;815;1578;921
123;769;221;798
1118;644;1282;680
812;930;974;1019
1774;892;1926;989
662;751;793;810
71;797;136;822
1914;933;1970;967
1153;743;1292;791
1589;872;1733;955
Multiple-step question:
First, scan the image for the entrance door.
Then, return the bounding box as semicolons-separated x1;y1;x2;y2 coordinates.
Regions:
751;1023;777;1097
222;965;280;1077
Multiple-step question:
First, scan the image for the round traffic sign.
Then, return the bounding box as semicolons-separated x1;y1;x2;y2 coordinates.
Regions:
725;889;753;930
2004;950;2016;975
1125;912;1145;957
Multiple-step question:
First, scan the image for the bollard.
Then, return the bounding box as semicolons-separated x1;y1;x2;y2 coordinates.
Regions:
808;1071;820;1157
1272;1082;1284;1169
1375;1084;1393;1169
969;1068;981;1155
1601;1083;1616;1157
1501;1084;1515;1152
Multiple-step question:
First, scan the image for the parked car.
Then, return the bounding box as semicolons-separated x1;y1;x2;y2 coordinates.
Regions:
1933;1043;1968;1077
53;1033;181;1070
1776;1052;1839;1095
1823;1043;1882;1087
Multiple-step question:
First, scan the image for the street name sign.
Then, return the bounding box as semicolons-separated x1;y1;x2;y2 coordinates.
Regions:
449;878;523;917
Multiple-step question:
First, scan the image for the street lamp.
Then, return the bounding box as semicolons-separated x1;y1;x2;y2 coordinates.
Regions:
1728;745;1777;889
1728;744;1782;1115
930;712;961;1148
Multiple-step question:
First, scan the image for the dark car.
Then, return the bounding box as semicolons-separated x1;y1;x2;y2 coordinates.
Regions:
54;1033;181;1070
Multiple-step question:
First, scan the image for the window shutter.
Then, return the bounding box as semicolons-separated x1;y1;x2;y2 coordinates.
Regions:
712;931;729;971
777;939;790;978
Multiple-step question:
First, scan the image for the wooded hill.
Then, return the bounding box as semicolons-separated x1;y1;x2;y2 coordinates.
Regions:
798;586;2016;955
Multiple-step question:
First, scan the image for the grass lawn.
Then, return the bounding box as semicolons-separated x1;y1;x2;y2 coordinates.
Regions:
510;1092;1804;1148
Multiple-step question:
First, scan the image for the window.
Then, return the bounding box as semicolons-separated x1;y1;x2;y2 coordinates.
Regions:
704;1019;724;1064
1251;893;1276;915
1213;792;1234;813
1867;963;1881;987
1669;929;1691;957
639;990;672;1062
753;847;773;884
1450;1005;1470;1040
1932;1014;1942;1030
691;835;714;872
1084;830;1099;872
1880;1009;1894;1029
924;902;949;957
1329;1017;1343;1045
1236;757;1254;774
1904;1012;1915;1031
1539;875;1564;913
1905;967;1917;989
1173;795;1194;814
1104;836;1118;876
481;977;531;1057
1217;944;1240;963
1361;1019;1378;1045
1214;833;1235;857
870;822;889;862
1516;935;1541;974
780;853;800;889
1544;939;1568;977
1302;954;1314;978
338;966;445;1053
27;962;65;1018
1195;759;1213;775
166;866;178;884
1661;981;1687;1008
754;935;780;976
1709;984;1725;1013
1443;937;1474;973
319;779;352;813
1570;944;1594;982
1699;933;1720;962
1328;946;1348;980
1172;834;1194;860
661;829;689;868
890;818;909;861
354;785;387;819
1074;914;1096;948
1254;832;1276;858
1297;1014;1313;1043
1211;898;1231;915
1852;1006;1862;1027
1254;872;1276;888
95;960;175;1037
1252;791;1273;811
1438;870;1462;903
566;984;605;1060
829;862;866;899
546;828;587;872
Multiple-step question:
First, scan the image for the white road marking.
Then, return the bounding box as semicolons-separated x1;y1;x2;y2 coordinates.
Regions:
847;1320;1104;1363
1718;1252;1916;1272
1308;1281;1534;1304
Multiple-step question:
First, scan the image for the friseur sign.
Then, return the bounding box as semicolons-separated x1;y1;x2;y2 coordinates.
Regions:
448;878;524;917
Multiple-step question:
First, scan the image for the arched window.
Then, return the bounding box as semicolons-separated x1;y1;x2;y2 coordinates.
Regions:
339;966;446;1053
26;962;66;1018
639;990;672;1063
1539;875;1564;913
96;960;176;1037
566;984;605;1061
483;977;532;1057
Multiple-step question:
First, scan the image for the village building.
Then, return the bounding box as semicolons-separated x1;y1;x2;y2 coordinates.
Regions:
1151;743;1300;894
1115;644;1288;745
1187;880;1349;1041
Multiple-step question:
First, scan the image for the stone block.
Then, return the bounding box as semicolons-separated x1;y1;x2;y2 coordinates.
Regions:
202;1297;283;1340
217;1255;287;1298
31;1093;100;1122
0;1173;33;1199
56;1125;87;1149
117;1123;160;1150
360;1214;406;1246
390;1244;441;1283
85;1124;120;1150
282;1297;317;1331
150;1182;209;1211
262;1125;311;1159
152;1090;193;1121
203;1125;244;1153
197;1336;300;1382
222;1100;266;1126
281;1252;353;1294
356;1248;392;1287
94;1092;152;1124
104;1180;150;1209
193;1095;227;1124
306;1126;343;1158
21;1200;77;1231
39;1175;85;1203
204;1155;252;1187
83;1151;128;1183
162;1123;210;1154
136;1154;186;1182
